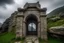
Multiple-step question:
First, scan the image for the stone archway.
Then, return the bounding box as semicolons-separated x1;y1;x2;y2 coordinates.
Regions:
15;2;47;42
26;14;38;35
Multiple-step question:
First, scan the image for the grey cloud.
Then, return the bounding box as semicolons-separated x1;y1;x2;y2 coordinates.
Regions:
52;0;64;7
0;5;16;23
0;12;9;19
38;0;64;13
0;18;5;23
0;0;64;23
0;0;15;6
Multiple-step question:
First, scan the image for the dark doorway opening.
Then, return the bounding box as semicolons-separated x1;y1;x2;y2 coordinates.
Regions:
26;15;38;35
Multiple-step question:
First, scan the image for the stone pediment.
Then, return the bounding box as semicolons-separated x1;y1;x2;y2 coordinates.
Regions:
24;2;40;9
17;1;47;12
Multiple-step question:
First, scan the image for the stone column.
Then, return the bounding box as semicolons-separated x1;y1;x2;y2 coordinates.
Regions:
38;22;41;37
23;21;26;37
16;17;23;38
40;15;47;41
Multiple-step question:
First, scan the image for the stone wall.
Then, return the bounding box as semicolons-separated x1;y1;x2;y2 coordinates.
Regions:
8;2;47;42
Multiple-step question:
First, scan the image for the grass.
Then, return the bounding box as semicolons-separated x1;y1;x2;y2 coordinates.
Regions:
0;32;25;43
47;18;64;28
39;36;63;43
39;33;64;43
48;36;61;43
0;32;64;43
47;17;64;42
0;32;15;43
11;37;25;43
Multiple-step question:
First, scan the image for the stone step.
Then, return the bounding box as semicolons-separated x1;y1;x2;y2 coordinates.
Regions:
24;36;39;43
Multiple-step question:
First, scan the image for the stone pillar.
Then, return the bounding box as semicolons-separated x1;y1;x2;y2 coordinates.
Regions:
38;22;41;37
23;22;26;37
16;17;23;38
40;15;47;41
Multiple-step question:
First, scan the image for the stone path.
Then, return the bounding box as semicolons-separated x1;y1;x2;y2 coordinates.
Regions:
24;36;39;43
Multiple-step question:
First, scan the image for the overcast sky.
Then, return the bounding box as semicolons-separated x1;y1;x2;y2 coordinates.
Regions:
0;0;64;23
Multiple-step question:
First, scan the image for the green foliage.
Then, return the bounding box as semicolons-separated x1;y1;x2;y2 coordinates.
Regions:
14;37;25;41
15;37;21;41
38;37;42;41
0;32;25;43
48;33;64;43
48;36;61;43
38;38;48;43
0;32;15;43
39;37;62;43
47;18;64;28
59;37;64;43
11;37;25;43
38;38;43;43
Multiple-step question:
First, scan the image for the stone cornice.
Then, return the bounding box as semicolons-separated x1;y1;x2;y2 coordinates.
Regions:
17;7;47;12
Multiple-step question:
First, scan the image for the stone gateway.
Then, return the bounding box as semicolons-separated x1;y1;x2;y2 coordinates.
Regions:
9;2;47;41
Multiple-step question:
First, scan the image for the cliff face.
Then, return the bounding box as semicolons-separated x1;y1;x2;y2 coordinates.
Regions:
0;23;2;27
1;17;10;32
0;23;2;33
8;11;17;32
0;11;18;33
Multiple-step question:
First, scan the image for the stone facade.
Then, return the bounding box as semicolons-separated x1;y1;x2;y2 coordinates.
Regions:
9;2;47;40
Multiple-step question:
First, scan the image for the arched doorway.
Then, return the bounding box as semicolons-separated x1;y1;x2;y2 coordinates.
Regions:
26;15;38;35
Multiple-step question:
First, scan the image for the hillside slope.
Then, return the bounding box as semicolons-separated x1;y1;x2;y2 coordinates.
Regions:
47;6;64;17
47;18;64;28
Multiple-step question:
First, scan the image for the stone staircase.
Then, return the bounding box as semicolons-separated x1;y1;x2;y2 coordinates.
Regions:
24;36;39;43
